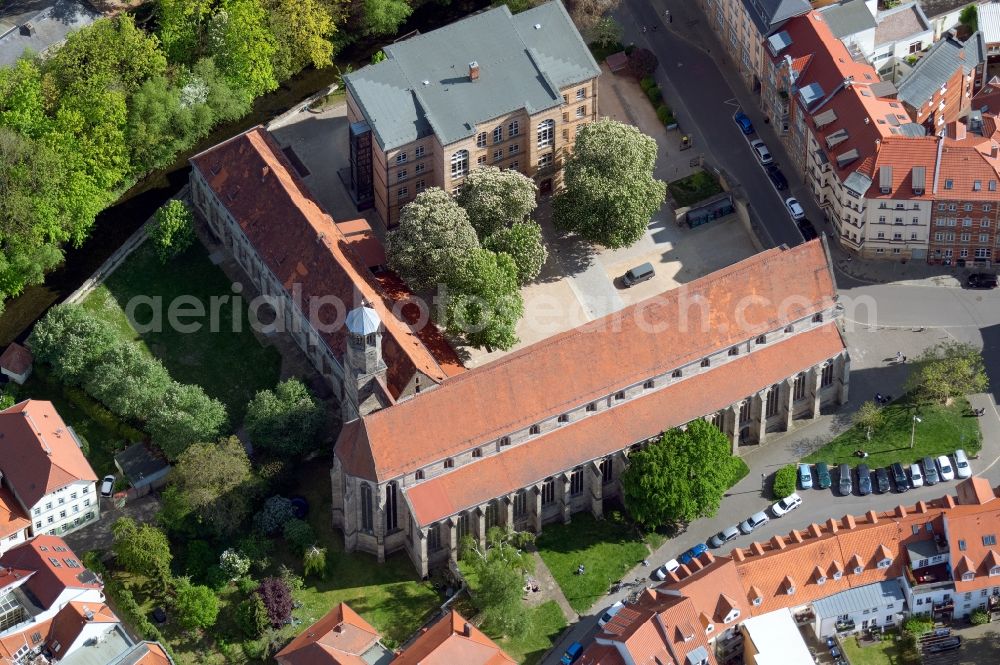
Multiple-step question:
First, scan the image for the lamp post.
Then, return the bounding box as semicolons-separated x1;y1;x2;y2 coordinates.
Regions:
910;415;922;449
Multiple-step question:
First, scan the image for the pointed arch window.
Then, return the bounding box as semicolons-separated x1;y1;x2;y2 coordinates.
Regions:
360;483;374;533
385;481;398;532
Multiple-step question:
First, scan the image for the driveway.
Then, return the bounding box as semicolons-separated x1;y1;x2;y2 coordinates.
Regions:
64;494;161;553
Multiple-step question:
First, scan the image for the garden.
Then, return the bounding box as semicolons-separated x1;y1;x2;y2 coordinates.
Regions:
668;171;725;208
841;628;921;665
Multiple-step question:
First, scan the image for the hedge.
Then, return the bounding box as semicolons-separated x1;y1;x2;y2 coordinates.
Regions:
656;105;674;125
640;76;656;92
646;86;663;103
102;578;177;661
772;464;797;498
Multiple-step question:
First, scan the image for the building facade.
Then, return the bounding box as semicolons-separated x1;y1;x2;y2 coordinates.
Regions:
344;1;600;228
332;240;850;575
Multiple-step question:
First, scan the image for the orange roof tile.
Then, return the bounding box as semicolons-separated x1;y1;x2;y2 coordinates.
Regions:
131;642;172;665
865;136;939;200
958;477;997;505
404;323;844;525
335;219;387;269
0;488;29;540
0;535;98;608
47;601;117;653
392;611;515;665
340;240;838;482
276;602;381;665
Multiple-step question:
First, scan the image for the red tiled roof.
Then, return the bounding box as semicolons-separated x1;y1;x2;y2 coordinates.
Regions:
0;400;97;509
276;602;381;665
865;136;939;200
0;488;29;540
935;140;1000;200
335;219;387;269
0;535;98;608
339;240;838;482
189;127;454;398
132;642;172;665
405;323;843;525
392;610;515;665
0;343;31;375
48;601;117;653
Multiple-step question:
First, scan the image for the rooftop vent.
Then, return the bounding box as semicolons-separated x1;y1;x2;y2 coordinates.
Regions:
533;23;541;29
422;80;430;86
469;61;479;81
20;22;35;37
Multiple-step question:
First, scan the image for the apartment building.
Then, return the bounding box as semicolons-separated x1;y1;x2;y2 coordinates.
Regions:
895;32;984;132
820;0;933;75
0;401;99;543
343;1;600;228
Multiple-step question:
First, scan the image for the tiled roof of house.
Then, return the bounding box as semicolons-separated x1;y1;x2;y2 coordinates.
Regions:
189;127;457;397
0;400;97;509
345;1;599;150
125;642;174;665
403;323;843;526
972;76;1000;113
865;136;939;200
896;34;980;110
276;602;388;665
337;240;838;483
392;610;515;665
0;343;31;375
48;601;117;654
0;535;99;608
0;488;29;540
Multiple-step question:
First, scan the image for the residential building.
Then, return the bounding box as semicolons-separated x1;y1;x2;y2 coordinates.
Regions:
0;489;30;557
918;0;985;40
579;477;1000;664
895;32;984;131
0;0;100;67
820;0;933;75
276;605;513;665
0;400;99;539
0;344;32;386
343;1;600;227
977;1;1000;57
332;239;850;574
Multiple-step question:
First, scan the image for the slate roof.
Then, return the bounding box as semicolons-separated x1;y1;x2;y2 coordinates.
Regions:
741;0;811;34
0;0;100;67
820;0;876;38
979;2;1000;44
345;1;599;151
896;33;982;109
811;580;905;616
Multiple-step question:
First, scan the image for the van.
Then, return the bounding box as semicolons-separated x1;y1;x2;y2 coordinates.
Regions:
622;263;655;287
560;642;583;664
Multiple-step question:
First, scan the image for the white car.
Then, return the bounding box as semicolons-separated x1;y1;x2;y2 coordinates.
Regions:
953;449;972;479
937;455;955;481
771;492;802;517
750;139;773;165
653;559;680;580
100;475;116;498
785;197;805;220
598;601;624;627
909;463;924;488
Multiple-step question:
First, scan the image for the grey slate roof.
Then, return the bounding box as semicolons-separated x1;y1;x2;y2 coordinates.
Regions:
741;0;811;35
812;580;906;617
345;1;600;151
896;33;982;108
821;0;877;39
0;0;100;67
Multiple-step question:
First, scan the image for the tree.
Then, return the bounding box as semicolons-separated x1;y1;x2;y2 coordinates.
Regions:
253;496;295;535
267;0;335;81
904;615;933;636
236;593;269;637
220;548;251;580
462;527;535;637
626;48;658;79
283;518;316;554
172;436;254;536
853;400;885;441
361;0;412;36
151;199;196;262
586;17;622;48
491;0;537;12
111;518;172;583
127;78;214;173
85;343;172;421
554;120;666;249
156;0;213;64
772;464;796;498
208;0;279;101
187;57;252;123
455;166;538;239
244;378;324;456
148;382;228;461
255;577;293;627
182;540;216;581
0;59;51;138
28;305;118;386
910;341;988;404
483;223;547;285
386;188;480;292
565;0;620;35
173;577;220;630
303;546;327;579
621;419;743;528
443;249;524;351
960;4;978;32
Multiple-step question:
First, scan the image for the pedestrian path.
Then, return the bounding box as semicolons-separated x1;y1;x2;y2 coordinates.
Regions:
527;550;578;623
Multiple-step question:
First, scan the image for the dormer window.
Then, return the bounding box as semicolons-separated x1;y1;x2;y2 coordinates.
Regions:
726;609;740;622
586;403;596;412
672;369;682;378
499;436;510;446
833;571;843;580
812;313;823;323
854;566;864;575
530;425;540;435
558;414;569;423
444;458;454;469
415;470;424;480
615;391;625;400
817;576;827;585
643;379;655;389
963;571;975;581
728;347;739;356
472;448;482;458
701;358;710;368
990;566;1000;577
784;324;794;333
756;335;766;345
752;597;762;606
786;586;795;595
705;624;714;634
877;558;892;569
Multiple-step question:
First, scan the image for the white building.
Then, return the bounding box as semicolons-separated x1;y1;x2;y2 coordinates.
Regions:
821;0;933;76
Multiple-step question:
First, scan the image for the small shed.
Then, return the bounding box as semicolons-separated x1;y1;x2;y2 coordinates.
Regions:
114;442;171;496
0;343;33;385
606;51;629;73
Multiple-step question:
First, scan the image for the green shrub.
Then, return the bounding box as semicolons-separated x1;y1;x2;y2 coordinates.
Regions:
646;86;662;103
971;609;989;625
904;615;934;636
726;456;751;488
773;464;797;498
640;76;656;91
656;105;672;124
237;576;259;594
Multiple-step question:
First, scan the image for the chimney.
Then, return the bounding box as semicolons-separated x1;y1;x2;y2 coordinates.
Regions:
943;494;957;508
808;523;823;538
469;61;480;81
991;145;999;159
789;530;804;544
771;535;786;550
261;165;270;181
730;548;746;562
750;542;765;556
826;518;839;533
842;514;856;529
463;622;473;637
866;510;879;524
895;505;908;518
20;22;35;37
916;500;928;513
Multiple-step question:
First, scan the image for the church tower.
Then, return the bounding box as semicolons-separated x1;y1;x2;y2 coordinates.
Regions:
343;305;388;420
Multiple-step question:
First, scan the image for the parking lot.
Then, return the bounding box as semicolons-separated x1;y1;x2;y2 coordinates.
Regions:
928;623;1000;665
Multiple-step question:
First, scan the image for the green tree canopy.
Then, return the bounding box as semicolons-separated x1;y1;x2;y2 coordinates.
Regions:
960;4;978;32
220;548;251;580
483;222;547;285
443;248;524;351
909;341;988;404
173;577;221;630
554;119;666;248
111;517;173;583
172;436;254;536
621;419;743;528
244;378;324;456
28;305;119;386
85;343;172;421
150;199;196;262
209;0;279;101
148;382;228;461
853;400;885;440
361;0;412;36
303;545;327;579
236;593;269;637
127;77;215;173
456;166;538;238
156;0;214;64
267;0;335;81
462;527;535;637
386;188;480;292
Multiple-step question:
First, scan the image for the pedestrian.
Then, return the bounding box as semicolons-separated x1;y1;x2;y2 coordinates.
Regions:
895;351;902;362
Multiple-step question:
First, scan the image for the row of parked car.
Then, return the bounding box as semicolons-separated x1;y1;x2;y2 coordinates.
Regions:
799;450;972;496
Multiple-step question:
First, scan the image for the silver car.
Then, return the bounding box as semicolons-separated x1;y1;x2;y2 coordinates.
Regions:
708;525;741;548
739;511;769;535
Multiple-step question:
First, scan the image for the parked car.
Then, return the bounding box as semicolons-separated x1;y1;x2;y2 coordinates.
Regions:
922;456;940;485
100;475;116;498
771;493;802;517
953;449;972;479
910;462;924;488
653;559;680;580
598;601;624;627
734;111;754;135
968;273;998;289
560;642;584;665
815;461;832;489
937;455;955;481
622;262;655;287
797;218;818;241
784;197;805;220
875;467;891;494
798;463;813;490
750;139;773;165
857;464;872;496
708;525;741;548
766;164;787;190
739;511;770;534
679;543;708;565
838;463;853;496
890;462;909;491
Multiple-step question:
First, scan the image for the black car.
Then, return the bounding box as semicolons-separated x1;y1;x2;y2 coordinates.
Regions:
765;164;787;190
875;467;891;494
890;462;909;491
797;218;818;241
923;456;940;485
968;273;998;289
857;464;872;496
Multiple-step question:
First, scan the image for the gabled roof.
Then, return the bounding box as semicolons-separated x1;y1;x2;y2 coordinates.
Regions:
0;488;29;540
741;0;811;34
0;535;98;608
896;34;981;110
48;601;117;654
820;0;875;38
392;610;515;665
0;400;97;508
0;343;31;375
276;602;388;665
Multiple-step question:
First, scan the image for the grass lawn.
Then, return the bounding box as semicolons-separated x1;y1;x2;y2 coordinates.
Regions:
842;633;920;665
535;512;656;614
803;396;981;470
81;241;282;423
498;601;567;665
668;170;724;207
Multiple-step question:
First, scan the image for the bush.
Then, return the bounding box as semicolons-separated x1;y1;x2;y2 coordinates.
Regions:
256;577;293;627
151;199;195;263
773;464;797;498
237;576;258;594
646;86;662;103
626;48;658;79
183;540;216;582
656;105;673;125
971;609;989;625
640;76;656;92
253;496;295;536
236;594;269;638
283;518;316;554
904;615;934;636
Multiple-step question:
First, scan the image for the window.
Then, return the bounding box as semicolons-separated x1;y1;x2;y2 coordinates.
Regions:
793;373;806;400
877;557;892;569
785;324;794;333
493;148;503;162
643;379;655;389
35;521;41;529
614;391;626;400
752;596;762;606
414;162;425;175
576;106;586;118
360;483;374;532
415;179;426;193
537;119;555;148
414;146;425;158
530;424;540;435
586;402;596;412
385;481;398;532
499;436;510;447
397;169;407;181
571;468;584;496
965;203;974;211
963;571;975;581
538;153;553;168
700;358;710;368
986;204;993;211
822;363;834;387
908;41;921;54
395;152;407;164
45;503;52;510
756;335;766;345
70;493;76;501
508;120;519;136
576;87;586;100
833;570;843;580
32;508;39;516
83;499;90;507
541;478;556;505
493;126;503;143
509;144;519;155
444;458;454;469
728;347;739;356
983;219;992;227
558;414;569;423
813;313;823;323
427;524;441;551
514;490;527;517
938;203;946;211
672;369;682;378
601;458;613;484
854;565;863;574
456;513;469;542
476;132;487;148
477;155;486;166
398;187;408;201
984;535;997;546
451;150;469;178
959;539;967;551
945;180;953;189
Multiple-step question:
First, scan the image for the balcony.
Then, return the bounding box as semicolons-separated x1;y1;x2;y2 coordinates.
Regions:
932;599;954;614
835;618;856;632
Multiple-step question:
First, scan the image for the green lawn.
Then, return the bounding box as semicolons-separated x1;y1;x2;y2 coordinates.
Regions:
803;396;981;470
497;601;567;665
81;241;282;423
842;632;920;665
668;170;724;207
535;513;656;614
